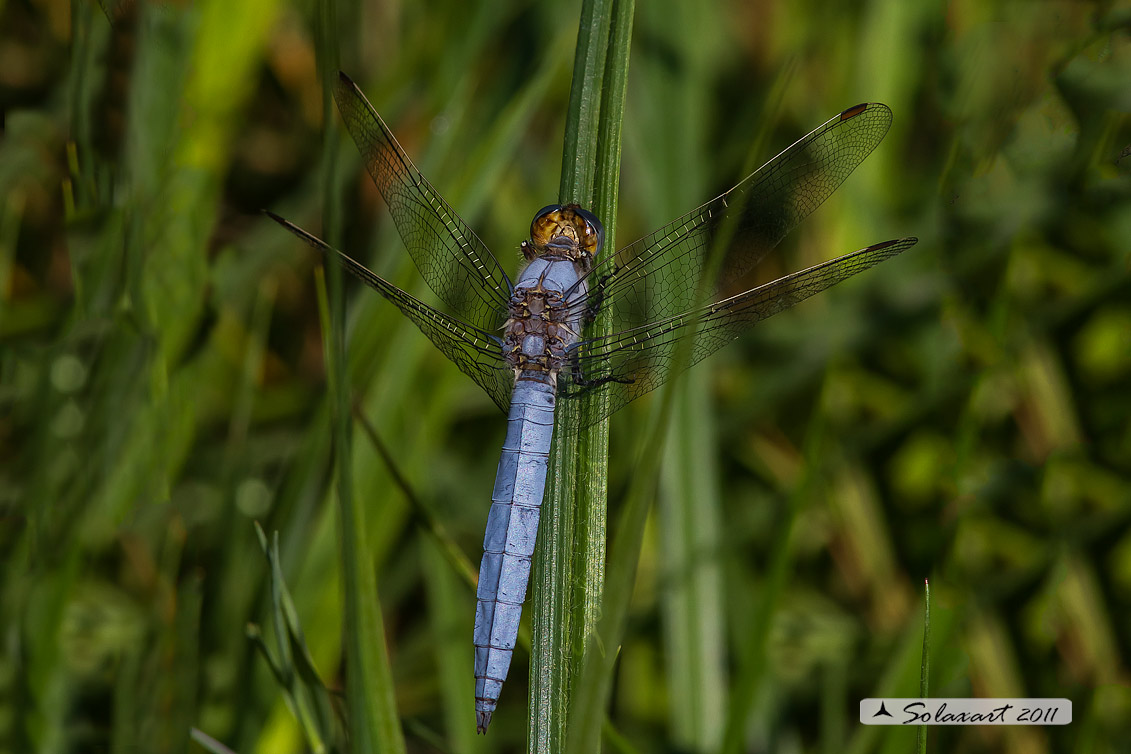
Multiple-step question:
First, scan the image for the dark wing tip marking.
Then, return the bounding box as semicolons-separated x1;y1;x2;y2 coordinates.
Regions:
865;236;917;251
839;102;871;120
263;209;326;251
338;70;355;87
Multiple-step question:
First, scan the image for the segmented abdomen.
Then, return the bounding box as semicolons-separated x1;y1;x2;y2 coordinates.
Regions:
473;377;555;732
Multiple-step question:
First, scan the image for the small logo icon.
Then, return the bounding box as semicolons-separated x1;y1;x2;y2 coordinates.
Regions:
873;702;893;718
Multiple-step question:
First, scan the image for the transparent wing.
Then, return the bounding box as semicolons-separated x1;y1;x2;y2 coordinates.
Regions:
566;103;894;329
333;72;513;331
266;211;514;413
558;238;917;427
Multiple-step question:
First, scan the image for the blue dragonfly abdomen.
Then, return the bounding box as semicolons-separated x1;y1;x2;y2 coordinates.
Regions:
472;379;552;731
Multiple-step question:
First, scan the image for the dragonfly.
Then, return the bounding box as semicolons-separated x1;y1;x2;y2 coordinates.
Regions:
267;71;917;733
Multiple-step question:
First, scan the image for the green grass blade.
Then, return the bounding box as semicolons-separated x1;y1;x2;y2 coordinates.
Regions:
660;381;727;750
354;410;479;589
559;3;638;749
845;592;957;754
557;0;612;204
251;523;335;752
190;727;240;754
577;0;632;684
629;2;727;746
312;0;404;750
315;264;404;754
531;0;628;750
422;536;484;753
916;579;931;754
719;394;822;753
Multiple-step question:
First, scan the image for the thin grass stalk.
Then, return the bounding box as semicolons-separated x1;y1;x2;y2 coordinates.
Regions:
916;579;931;754
314;267;403;754
353;408;479;590
843;593;948;754
569;0;789;744
313;0;404;749
190;728;240;754
558;0;612;203
576;0;634;711
572;4;733;748
565;396;663;754
819;661;848;754
639;3;727;746
719;409;825;753
661;381;727;749
66;0;97;210
561;0;636;736
529;0;615;751
249;528;328;751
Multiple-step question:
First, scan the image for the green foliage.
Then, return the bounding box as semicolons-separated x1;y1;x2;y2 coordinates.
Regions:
248;523;337;753
2;1;1129;753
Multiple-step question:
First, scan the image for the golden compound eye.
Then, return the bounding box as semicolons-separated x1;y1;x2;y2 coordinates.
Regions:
577;220;596;249
530;204;563;244
571;208;605;256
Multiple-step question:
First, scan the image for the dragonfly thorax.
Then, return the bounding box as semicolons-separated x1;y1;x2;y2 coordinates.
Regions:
504;258;588;384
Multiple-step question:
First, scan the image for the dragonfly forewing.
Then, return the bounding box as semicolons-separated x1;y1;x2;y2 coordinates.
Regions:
333;72;514;332
568;102;893;332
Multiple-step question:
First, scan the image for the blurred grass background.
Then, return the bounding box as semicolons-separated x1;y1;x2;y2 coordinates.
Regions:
2;0;1130;752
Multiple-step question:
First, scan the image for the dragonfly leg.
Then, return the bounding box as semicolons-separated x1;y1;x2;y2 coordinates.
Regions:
558;353;635;398
583;270;617;324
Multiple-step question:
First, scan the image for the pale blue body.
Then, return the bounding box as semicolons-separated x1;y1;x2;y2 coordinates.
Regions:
473;257;587;730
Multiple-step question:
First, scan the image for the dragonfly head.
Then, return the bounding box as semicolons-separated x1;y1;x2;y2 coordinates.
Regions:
523;204;604;263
